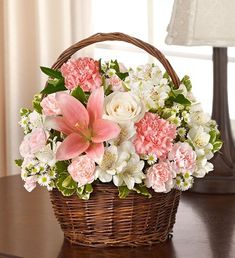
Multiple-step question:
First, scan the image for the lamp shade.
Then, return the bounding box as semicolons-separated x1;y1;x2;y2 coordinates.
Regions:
165;0;235;47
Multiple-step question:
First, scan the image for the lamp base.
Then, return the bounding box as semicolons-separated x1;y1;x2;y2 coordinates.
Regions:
191;176;235;194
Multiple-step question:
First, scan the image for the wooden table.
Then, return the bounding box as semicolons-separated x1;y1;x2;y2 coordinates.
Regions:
0;175;235;258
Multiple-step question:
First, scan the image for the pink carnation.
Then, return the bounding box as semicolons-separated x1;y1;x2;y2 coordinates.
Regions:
60;57;102;91
145;161;175;193
168;142;196;173
41;93;61;116
133;112;177;159
19;128;47;157
68;155;96;187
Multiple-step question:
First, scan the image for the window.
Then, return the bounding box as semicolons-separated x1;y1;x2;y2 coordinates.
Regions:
91;0;235;129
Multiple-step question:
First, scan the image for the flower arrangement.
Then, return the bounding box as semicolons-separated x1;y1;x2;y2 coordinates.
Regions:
16;57;222;199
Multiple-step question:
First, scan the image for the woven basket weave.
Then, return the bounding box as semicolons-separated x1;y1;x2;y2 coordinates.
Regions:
49;32;182;247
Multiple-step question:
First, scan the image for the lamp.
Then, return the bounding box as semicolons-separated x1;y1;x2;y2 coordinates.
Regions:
165;0;235;193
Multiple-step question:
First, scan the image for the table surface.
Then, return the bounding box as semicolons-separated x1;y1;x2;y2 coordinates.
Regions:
0;175;235;258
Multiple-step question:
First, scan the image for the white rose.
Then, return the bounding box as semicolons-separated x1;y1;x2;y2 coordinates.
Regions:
104;91;145;124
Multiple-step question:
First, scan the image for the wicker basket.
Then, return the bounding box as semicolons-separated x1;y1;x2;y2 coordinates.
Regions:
49;32;182;247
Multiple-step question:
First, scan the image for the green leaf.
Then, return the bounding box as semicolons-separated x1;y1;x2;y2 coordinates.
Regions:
85;184;93;193
56;174;76;196
118;186;130;199
40;80;67;94
181;75;192;91
32;94;42;114
40;66;63;79
71;86;87;104
116;71;129;80
133;185;152;198
213;141;223;152
20;108;31;117
172;88;183;97
15;159;23;167
76;184;93;200
55;161;69;174
62;175;77;189
173;94;191;105
209;130;217;144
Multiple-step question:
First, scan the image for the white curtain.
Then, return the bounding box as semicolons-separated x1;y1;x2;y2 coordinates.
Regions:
1;0;93;177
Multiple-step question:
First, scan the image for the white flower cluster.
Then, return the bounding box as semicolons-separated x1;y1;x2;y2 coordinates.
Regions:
18;104;60;192
96;141;145;190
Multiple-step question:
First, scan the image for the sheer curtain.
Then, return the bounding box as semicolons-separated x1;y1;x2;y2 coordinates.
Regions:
0;0;93;177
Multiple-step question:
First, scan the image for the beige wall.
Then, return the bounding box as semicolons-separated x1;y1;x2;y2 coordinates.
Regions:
0;0;6;177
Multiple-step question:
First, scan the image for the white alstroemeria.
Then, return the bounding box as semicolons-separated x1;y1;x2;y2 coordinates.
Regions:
187;126;210;150
109;122;136;146
195;143;214;159
113;158;145;190
193;159;214;178
28;111;45;130
35;138;60;167
104;91;145;124
95;145;119;183
189;103;203;113
112;141;145;190
188;111;210;126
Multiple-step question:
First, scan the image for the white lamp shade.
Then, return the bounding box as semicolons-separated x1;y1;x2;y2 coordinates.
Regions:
166;0;235;47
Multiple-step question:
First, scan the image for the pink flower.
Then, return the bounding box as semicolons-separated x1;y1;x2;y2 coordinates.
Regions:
24;175;37;192
145;161;175;193
41;93;61;116
168;142;196;173
60;57;102;91
46;87;120;160
19;128;47;157
68;155;96;187
133;112;177;159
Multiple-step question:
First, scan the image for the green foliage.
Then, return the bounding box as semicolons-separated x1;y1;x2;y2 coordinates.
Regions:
40;79;67;94
133;185;152;198
168;94;191;106
40;66;66;94
118;186;130;199
213;140;223;152
209;130;217;144
71;86;87;104
62;175;77;189
181;75;192;91
20;108;31;117
32;94;42;114
15;159;23;167
76;184;93;200
209;130;223;152
55;161;69;175
40;66;63;79
56;173;76;197
110;60;129;80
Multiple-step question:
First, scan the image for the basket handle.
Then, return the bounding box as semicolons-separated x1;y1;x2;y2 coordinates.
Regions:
52;32;180;88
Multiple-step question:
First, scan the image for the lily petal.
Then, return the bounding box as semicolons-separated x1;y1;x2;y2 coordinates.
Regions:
86;142;104;159
56;93;89;128
92;119;120;143
56;133;89;160
45;117;74;135
87;87;104;124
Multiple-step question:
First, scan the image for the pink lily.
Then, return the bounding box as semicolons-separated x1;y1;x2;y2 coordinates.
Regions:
46;87;120;160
